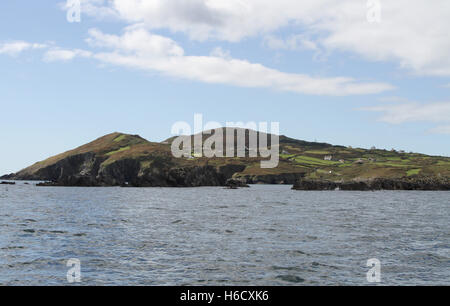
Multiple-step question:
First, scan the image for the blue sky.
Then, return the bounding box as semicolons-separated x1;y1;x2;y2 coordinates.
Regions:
1;0;450;174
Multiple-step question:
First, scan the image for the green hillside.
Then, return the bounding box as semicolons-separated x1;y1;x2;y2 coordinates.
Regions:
2;129;449;186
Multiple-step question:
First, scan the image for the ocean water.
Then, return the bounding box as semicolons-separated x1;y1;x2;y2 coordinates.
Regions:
0;182;448;286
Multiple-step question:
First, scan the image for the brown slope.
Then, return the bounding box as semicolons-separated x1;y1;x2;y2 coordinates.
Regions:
13;132;169;179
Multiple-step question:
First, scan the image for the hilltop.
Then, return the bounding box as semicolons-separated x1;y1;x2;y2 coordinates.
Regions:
2;129;449;189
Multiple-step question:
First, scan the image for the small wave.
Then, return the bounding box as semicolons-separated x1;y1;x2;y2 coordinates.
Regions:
23;229;71;235
1;246;25;250
73;233;87;237
286;250;309;256
272;201;289;206
275;275;305;283
264;228;277;232
48;230;68;234
404;252;450;265
311;261;340;270
271;266;301;271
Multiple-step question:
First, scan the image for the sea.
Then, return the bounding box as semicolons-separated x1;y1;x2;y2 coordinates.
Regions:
0;182;448;285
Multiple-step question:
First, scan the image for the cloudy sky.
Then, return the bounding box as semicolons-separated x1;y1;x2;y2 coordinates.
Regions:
1;0;449;174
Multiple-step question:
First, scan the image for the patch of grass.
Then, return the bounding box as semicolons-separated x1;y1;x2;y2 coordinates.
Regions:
113;135;126;142
337;162;355;167
293;155;339;166
406;168;421;176
304;150;331;155
374;162;409;168
106;146;130;156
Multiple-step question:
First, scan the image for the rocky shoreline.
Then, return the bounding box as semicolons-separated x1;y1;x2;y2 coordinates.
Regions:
0;181;16;185
292;177;450;191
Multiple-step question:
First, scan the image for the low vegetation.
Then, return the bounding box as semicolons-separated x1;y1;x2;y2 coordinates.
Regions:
5;130;449;183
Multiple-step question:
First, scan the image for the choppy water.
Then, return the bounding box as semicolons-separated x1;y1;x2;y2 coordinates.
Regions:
0;182;448;285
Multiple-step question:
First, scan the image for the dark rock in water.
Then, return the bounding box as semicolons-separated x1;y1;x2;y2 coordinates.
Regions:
292;179;338;191
292;177;450;191
225;179;250;189
36;182;55;187
0;181;15;185
276;275;305;283
237;172;306;185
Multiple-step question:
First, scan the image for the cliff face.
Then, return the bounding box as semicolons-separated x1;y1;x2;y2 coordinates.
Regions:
22;153;246;187
2;130;449;187
292;177;450;191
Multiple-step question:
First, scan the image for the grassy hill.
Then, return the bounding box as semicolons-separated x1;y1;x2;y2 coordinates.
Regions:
2;129;449;187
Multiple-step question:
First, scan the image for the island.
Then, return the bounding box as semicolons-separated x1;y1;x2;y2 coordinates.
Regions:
2;128;449;190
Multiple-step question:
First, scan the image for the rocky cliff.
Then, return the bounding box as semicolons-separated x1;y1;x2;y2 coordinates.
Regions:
19;152;247;187
292;177;450;191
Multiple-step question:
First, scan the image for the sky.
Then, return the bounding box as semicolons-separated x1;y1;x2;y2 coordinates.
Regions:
1;0;450;175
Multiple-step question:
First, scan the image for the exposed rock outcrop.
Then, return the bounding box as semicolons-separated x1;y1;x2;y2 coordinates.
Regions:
292;177;450;191
12;152;105;183
97;158;141;186
225;178;250;188
0;181;15;185
0;174;15;180
237;172;306;185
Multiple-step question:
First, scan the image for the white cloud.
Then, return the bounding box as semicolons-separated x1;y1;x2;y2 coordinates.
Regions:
75;0;450;76
0;41;46;56
84;28;393;95
60;0;117;19
78;0;328;41
43;48;92;62
86;28;184;57
362;101;450;134
0;27;392;95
